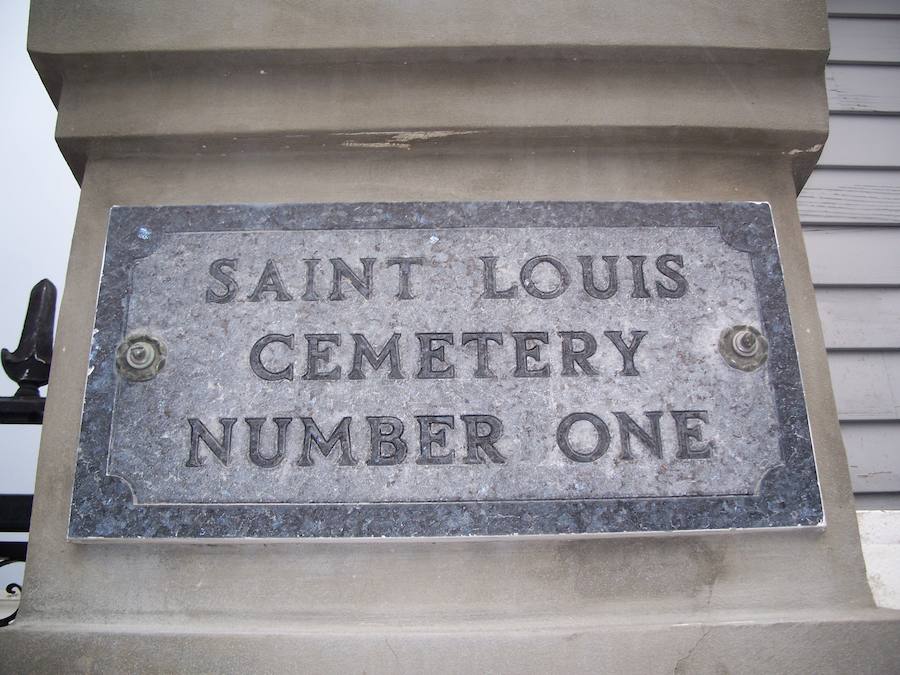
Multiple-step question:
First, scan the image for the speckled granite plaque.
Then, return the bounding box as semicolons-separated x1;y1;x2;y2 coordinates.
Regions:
69;201;822;539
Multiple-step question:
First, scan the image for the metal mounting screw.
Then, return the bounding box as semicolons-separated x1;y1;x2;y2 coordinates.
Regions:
116;334;165;381
732;329;759;357
125;341;155;369
719;325;767;372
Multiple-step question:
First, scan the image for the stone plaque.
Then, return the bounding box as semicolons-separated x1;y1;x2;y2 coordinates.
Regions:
69;201;822;538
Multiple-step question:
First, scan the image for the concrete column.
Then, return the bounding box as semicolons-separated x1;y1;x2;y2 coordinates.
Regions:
3;1;899;671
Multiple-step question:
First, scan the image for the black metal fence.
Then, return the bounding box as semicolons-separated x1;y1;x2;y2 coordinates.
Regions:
0;279;56;626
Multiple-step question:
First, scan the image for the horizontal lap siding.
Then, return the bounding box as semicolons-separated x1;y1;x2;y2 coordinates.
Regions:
802;8;900;494
829;353;900;421
816;288;900;349
842;422;900;493
828;0;900;17
826;66;900;114
805;227;900;284
799;170;900;223
829;17;900;63
819;117;900;167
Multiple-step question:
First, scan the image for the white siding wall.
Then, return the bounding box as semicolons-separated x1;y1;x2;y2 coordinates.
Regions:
799;1;900;504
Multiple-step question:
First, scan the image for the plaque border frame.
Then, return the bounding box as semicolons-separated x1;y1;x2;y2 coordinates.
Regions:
68;201;824;539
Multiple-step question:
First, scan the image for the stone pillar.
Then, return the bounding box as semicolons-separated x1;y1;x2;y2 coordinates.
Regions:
3;1;899;672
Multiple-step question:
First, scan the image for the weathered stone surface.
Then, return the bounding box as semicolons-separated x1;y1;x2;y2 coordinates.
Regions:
69;201;821;538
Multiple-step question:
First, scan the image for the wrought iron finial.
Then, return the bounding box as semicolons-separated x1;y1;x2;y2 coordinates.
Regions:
1;279;56;398
0;281;55;626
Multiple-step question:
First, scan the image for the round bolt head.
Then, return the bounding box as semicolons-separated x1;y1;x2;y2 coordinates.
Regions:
719;325;767;372
732;329;759;357
116;334;166;381
125;341;155;369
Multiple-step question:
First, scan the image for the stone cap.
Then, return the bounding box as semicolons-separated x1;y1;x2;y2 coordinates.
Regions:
28;0;829;61
27;0;830;187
